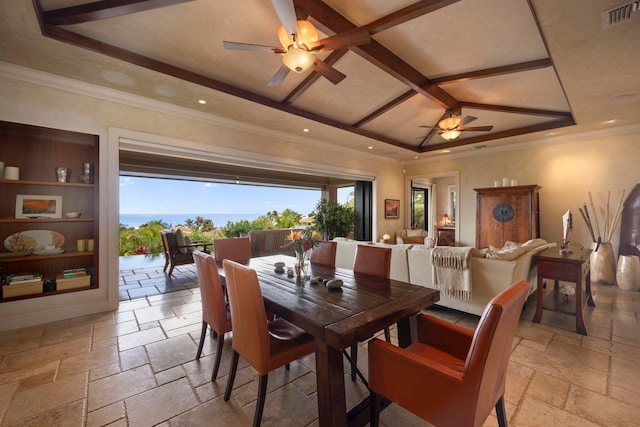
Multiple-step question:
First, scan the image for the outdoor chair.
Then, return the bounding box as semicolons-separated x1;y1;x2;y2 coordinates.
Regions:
193;250;232;380
222;259;315;427
160;229;212;276
368;280;529;427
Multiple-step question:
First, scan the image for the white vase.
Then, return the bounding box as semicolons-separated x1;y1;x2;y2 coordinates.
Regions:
590;242;616;285
616;255;640;291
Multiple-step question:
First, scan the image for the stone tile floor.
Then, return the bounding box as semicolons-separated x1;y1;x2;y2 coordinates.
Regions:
0;256;639;426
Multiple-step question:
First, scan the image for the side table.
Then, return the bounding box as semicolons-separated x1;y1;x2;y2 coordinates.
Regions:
532;247;594;335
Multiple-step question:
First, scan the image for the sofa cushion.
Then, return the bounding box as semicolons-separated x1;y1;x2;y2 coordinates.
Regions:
406;229;424;237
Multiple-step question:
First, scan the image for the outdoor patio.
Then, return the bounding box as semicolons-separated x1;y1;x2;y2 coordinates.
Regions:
119;254;199;301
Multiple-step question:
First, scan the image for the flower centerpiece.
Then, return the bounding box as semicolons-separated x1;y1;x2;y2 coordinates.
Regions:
288;227;321;277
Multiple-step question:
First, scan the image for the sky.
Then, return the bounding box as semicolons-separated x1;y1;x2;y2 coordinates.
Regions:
119;176;353;215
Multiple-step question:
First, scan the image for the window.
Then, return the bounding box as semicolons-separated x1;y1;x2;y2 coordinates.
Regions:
411;186;429;230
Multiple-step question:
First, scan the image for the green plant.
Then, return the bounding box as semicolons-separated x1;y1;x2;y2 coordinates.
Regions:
313;199;354;240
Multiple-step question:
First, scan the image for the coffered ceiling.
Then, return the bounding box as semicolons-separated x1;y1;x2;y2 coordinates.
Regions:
1;1;639;161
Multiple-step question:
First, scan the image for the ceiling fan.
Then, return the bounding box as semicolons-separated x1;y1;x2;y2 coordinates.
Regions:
222;0;370;86
420;110;494;141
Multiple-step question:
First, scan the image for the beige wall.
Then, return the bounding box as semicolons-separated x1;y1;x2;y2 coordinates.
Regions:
2;68;638;330
404;130;640;255
0;72;401;330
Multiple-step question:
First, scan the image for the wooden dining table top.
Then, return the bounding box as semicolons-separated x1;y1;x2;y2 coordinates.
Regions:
218;254;441;350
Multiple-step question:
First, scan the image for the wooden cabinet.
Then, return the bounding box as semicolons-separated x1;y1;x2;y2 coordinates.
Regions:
0;121;99;301
435;226;456;246
475;185;540;248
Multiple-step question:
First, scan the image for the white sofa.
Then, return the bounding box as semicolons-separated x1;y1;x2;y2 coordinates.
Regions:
332;237;555;316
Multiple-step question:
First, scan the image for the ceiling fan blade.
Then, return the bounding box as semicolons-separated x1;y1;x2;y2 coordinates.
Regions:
311;59;346;85
307;27;371;52
223;41;285;53
459;115;478;127
267;64;291;86
271;0;299;40
419;125;439;129
459;125;494;132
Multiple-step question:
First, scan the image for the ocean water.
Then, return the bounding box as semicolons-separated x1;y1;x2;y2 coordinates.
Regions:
119;213;261;228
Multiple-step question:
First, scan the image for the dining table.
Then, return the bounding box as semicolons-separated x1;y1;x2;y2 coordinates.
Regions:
218;254;440;427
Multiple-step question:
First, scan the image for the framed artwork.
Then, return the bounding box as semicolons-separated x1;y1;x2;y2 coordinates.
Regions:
15;195;62;218
385;199;400;219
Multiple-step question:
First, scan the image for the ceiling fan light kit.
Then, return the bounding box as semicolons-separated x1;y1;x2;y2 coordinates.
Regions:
278;20;318;49
441;129;461;141
282;46;315;72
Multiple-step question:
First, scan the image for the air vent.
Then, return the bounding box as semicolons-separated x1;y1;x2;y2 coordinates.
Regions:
602;1;640;28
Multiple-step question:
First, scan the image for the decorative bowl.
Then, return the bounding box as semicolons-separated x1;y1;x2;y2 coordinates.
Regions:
64;212;81;218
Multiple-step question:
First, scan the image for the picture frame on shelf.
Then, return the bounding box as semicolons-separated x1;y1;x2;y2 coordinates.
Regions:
385;199;400;219
15;195;62;219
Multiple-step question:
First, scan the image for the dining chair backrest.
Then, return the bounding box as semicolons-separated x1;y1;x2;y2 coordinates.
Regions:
310;241;337;267
467;280;529;414
214;237;252;265
353;244;391;278
222;259;271;374
193;250;228;333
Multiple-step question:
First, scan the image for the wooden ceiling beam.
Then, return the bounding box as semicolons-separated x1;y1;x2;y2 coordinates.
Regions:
461;101;574;118
42;0;194;25
282;50;348;105
428;58;553;85
352;90;417;127
418;117;576;152
295;0;460;110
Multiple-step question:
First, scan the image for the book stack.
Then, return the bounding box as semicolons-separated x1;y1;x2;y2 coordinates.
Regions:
56;268;91;290
2;273;44;298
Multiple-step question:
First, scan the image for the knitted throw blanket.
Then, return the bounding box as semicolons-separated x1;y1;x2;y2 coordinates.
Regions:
431;247;473;301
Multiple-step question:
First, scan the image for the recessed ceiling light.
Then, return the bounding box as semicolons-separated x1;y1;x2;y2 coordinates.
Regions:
603;119;618;124
413;155;419;159
367;146;373;150
198;99;207;105
608;93;638;104
303;128;309;132
153;86;176;97
442;150;451;154
545;132;557;136
101;70;135;86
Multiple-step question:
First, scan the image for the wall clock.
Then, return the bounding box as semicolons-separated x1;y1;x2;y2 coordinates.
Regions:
492;203;515;222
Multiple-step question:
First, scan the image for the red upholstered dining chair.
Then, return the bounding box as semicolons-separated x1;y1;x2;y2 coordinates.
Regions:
213;237;252;265
309;240;337;266
192;250;232;381
222;259;315;427
368;280;530;427
350;244;392;380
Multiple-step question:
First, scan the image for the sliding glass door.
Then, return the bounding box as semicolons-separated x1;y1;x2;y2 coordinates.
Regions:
411;186;429;230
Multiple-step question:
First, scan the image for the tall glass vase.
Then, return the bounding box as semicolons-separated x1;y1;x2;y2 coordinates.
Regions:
294;249;308;278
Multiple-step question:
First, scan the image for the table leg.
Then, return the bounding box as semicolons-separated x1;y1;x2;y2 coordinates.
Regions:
315;339;347;427
533;275;544;323
575;276;588;336
586;270;595;307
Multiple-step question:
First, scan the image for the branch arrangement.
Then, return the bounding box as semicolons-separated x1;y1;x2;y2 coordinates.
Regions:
578;189;625;244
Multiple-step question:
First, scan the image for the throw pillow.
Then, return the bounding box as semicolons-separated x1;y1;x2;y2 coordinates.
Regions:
522;238;547;250
485;246;527;261
175;229;188;254
406;229;424;237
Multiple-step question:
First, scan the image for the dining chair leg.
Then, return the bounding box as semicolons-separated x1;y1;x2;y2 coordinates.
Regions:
350;343;358;381
383;327;391;343
211;332;225;380
253;374;268;427
196;321;207;359
370;390;380;427
495;395;508;427
224;351;240;401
